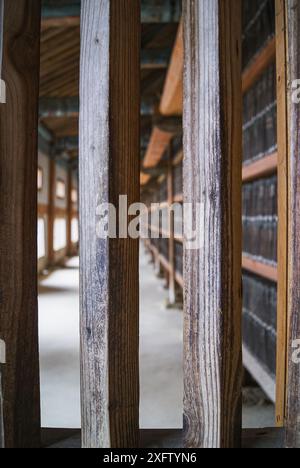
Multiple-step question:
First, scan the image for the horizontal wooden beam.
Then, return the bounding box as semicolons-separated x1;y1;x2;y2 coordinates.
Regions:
242;256;278;283
242;152;278;182
143;127;173;169
242;37;276;95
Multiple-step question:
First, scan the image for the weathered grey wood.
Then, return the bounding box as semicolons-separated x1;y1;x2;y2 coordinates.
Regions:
285;0;300;449
79;0;140;448
0;0;41;448
183;0;243;448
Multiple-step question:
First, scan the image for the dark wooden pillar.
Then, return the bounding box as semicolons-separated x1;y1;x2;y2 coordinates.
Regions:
183;0;243;448
0;0;41;448
285;0;300;449
79;0;140;448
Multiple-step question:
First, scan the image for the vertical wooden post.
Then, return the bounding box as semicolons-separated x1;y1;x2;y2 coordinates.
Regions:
0;0;41;448
80;0;140;448
48;157;55;266
275;0;289;428
285;0;300;449
167;142;176;305
183;0;242;448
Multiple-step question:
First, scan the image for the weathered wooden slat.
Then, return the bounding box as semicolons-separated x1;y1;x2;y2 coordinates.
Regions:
0;0;41;448
79;0;140;448
285;0;300;449
275;0;289;429
183;0;242;448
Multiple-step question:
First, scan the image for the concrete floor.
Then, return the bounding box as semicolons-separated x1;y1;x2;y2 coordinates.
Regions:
39;249;274;430
38;251;183;429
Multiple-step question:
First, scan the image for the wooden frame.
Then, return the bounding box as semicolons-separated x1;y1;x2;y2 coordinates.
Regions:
79;0;140;448
183;0;242;448
275;0;289;429
0;0;41;448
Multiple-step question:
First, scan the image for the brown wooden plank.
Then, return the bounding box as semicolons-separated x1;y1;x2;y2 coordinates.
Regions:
242;256;278;283
41;17;80;30
285;0;300;449
0;0;41;448
160;21;183;116
242;37;276;94
183;0;243;448
275;0;289;429
242;152;278;183
79;0;140;448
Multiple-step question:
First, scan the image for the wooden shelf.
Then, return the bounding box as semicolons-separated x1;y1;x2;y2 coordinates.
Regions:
242;255;278;283
243;345;276;404
242;37;276;94
242;152;278;183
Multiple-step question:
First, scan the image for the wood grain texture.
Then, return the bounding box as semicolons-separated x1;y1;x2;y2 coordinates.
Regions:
285;0;300;449
275;0;289;429
79;0;140;448
183;0;242;448
0;0;41;448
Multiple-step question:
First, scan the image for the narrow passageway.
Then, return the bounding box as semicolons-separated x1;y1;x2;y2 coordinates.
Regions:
38;257;81;429
38;249;183;430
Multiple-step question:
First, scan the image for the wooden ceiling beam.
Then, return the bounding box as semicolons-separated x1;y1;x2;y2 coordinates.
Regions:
160;21;183;116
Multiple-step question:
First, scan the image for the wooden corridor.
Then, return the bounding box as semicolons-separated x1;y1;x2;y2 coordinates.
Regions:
0;0;300;449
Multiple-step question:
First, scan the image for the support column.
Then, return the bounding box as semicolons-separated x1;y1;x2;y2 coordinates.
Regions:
0;0;41;448
285;0;300;449
79;0;140;448
183;0;243;448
